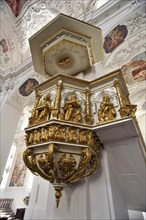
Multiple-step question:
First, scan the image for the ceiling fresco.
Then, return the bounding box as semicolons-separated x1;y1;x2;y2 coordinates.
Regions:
0;39;9;53
19;78;39;96
103;25;128;53
1;0;96;74
5;0;28;17
104;5;146;75
121;51;146;85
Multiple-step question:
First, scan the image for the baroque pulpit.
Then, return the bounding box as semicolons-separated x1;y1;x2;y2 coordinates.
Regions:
23;14;146;220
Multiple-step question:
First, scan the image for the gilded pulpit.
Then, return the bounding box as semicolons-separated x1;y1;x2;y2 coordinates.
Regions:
23;14;146;220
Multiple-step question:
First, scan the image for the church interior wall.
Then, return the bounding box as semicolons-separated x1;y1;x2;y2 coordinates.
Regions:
0;0;145;219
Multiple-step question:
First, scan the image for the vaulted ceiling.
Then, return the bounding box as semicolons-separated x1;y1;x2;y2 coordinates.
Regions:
0;0;145;113
0;0;110;77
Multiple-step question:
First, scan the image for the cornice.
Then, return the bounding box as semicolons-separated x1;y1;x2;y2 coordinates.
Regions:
79;0;145;31
16;0;57;25
0;57;33;80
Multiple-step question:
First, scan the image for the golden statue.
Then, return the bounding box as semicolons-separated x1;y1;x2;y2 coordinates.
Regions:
34;130;41;144
28;132;34;145
78;129;87;145
41;127;49;142
68;127;77;143
55;126;66;142
36;93;51;123
58;154;76;179
49;125;58;140
72;109;82;123
23;149;38;176
28;94;40;126
37;154;54;183
98;94;116;124
38;94;51;107
37;108;48;123
58;112;65;120
64;94;82;122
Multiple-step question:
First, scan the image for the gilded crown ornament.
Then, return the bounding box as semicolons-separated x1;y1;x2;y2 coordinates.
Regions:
23;14;137;208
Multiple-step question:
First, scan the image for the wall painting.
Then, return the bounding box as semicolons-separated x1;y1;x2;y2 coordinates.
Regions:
5;0;28;17
0;39;9;53
103;25;128;53
121;51;146;85
19;78;39;96
9;150;27;187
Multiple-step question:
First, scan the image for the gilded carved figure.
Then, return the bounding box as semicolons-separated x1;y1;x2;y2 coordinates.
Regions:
28;94;40;126
28;132;34;145
71;109;82;123
68;127;77;143
37;108;48;123
58;154;77;179
34;130;41;144
38;94;51;108
55;126;66;142
64;94;82;123
58;112;65;120
23;149;38;176
29;93;51;125
41;127;49;142
98;94;116;123
38;154;51;173
36;93;51;123
78;129;87;145
49;125;58;140
37;154;54;183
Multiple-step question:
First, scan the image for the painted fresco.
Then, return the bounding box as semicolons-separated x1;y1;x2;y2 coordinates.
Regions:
19;78;39;96
5;0;20;17
9;151;27;187
5;0;28;17
0;39;9;53
121;51;146;85
0;38;11;70
103;25;128;53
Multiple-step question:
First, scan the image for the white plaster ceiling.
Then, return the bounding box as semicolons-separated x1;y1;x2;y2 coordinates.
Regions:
0;0;145;115
0;0;109;77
